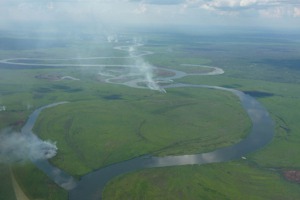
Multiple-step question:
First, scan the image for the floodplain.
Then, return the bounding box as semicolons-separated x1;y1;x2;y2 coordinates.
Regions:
1;30;300;200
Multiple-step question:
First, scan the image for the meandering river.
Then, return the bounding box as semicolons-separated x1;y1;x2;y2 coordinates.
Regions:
21;80;274;200
17;43;274;199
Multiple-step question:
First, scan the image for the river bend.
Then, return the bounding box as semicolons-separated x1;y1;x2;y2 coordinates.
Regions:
16;43;275;199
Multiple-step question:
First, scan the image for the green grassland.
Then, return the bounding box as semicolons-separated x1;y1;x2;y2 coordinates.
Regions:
34;87;250;176
139;32;300;169
1;31;300;199
0;165;16;200
102;33;300;199
13;163;67;200
103;162;300;200
178;75;300;167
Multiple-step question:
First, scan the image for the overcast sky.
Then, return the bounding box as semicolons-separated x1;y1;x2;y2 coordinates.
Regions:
0;0;299;32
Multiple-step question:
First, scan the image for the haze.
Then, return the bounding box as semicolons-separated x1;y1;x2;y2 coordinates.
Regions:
1;0;300;34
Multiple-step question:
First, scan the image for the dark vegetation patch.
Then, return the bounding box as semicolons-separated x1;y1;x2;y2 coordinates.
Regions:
260;59;300;70
0;63;61;69
221;84;242;88
52;84;71;90
0;37;67;50
277;115;291;133
51;84;82;93
35;87;53;93
67;88;83;93
33;93;44;99
103;94;123;100
243;90;275;98
12;59;47;64
34;85;82;94
168;90;196;98
0;91;14;96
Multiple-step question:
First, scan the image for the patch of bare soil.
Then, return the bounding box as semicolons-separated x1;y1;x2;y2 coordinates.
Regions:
283;170;300;183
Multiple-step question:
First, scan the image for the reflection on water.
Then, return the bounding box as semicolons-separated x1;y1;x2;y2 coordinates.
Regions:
34;160;77;190
21;81;274;199
69;84;274;200
12;42;275;199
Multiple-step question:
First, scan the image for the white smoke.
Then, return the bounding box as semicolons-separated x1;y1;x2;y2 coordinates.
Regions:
106;34;118;43
128;43;166;93
98;39;167;92
0;130;57;164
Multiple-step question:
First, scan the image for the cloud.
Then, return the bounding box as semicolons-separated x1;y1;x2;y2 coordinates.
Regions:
184;0;300;14
199;0;277;11
293;7;300;17
0;0;299;32
130;0;184;5
134;3;148;14
259;6;286;18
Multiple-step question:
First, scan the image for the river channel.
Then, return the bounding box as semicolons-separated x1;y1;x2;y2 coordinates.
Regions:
17;43;275;199
21;80;274;200
68;83;274;200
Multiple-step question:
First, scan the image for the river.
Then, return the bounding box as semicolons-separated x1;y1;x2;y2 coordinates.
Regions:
21;81;274;199
17;43;274;199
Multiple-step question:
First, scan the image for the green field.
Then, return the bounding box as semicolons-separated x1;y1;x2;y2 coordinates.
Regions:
34;87;250;176
0;165;15;200
12;163;67;200
103;162;300;200
1;31;300;200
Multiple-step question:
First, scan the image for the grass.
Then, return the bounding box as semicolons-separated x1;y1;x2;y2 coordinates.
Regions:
0;165;16;200
250;95;300;168
159;32;300;169
1;31;300;200
102;33;300;200
103;161;300;200
178;73;300;168
34;87;250;176
12;163;67;200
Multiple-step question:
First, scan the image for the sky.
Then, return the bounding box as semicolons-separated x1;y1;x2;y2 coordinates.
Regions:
0;0;299;33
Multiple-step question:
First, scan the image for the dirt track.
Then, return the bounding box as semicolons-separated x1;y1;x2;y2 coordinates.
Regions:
10;169;30;200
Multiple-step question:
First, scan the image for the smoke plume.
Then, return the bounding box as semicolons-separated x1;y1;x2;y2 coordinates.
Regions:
128;42;166;93
0;129;57;164
98;38;166;92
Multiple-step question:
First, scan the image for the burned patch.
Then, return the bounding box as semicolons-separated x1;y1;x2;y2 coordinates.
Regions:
283;170;300;183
